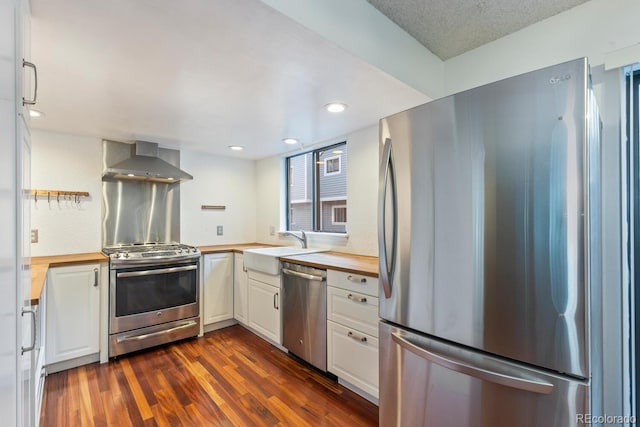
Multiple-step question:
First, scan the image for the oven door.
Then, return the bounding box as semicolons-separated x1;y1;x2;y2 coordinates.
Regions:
110;259;200;334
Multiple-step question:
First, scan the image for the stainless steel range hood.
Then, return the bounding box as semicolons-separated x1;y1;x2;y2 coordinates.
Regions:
102;140;193;183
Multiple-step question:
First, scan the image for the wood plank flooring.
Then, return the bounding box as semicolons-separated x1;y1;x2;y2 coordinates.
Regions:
41;325;378;426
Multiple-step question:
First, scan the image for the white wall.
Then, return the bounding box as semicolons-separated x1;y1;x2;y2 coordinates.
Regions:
180;150;257;246
31;130;102;256
444;0;640;95
255;125;379;256
31;130;258;255
255;154;283;244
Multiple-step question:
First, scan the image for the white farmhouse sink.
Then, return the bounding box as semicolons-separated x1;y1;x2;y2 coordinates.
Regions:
243;246;326;275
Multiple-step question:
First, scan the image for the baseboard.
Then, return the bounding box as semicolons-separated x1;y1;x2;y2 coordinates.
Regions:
203;318;238;334
338;377;379;405
46;353;100;374
237;324;287;352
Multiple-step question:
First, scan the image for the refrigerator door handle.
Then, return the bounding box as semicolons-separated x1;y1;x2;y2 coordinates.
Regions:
391;332;554;395
378;137;396;298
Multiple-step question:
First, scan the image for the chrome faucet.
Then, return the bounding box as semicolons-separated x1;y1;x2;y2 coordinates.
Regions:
282;230;307;248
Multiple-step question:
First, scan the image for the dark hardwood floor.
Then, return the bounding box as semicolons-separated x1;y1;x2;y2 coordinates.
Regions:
41;325;378;426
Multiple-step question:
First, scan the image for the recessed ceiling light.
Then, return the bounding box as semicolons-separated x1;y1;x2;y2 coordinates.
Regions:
283;138;298;145
325;103;347;113
228;145;244;151
29;109;44;117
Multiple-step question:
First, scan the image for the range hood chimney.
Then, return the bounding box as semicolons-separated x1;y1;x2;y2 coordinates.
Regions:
102;141;193;183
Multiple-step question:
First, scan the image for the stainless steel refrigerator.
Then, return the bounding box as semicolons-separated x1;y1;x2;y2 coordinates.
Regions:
378;58;602;426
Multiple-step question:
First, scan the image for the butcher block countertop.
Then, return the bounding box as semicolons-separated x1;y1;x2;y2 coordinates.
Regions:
198;243;275;254
28;245;377;304
28;244;270;305
280;251;378;277
30;252;108;305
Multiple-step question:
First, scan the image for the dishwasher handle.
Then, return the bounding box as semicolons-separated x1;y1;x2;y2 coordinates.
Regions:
282;267;325;282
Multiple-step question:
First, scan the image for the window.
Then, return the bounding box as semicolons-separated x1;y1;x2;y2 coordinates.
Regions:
287;142;347;233
332;205;347;224
324;156;341;176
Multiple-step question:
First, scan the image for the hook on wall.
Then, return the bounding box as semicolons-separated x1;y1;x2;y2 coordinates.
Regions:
30;189;90;206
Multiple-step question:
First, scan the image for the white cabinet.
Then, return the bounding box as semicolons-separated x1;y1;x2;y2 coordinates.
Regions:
202;253;233;325
247;271;281;344
326;269;379;401
33;284;46;427
46;264;101;366
327;320;379;397
17;0;33;127
1;0;34;424
233;253;248;325
327;286;378;337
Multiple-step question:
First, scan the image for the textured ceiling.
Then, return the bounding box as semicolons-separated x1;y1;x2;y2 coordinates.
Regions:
366;0;591;60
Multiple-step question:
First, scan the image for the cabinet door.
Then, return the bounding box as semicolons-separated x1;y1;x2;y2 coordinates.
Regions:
17;0;31;126
203;253;233;325
327;286;379;337
46;264;100;364
34;285;46;427
327;320;379;398
247;278;280;344
233;253;248;325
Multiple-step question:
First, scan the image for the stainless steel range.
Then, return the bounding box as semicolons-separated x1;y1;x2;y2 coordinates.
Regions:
104;243;201;357
102;139;200;358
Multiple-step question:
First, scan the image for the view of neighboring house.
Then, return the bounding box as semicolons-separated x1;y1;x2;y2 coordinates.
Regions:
287;143;347;233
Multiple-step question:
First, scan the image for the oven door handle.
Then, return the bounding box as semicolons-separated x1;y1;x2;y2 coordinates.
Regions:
116;264;198;278
115;320;198;343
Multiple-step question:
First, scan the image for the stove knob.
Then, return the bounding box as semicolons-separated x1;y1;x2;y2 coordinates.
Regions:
178;249;183;254
124;252;129;258
191;248;197;253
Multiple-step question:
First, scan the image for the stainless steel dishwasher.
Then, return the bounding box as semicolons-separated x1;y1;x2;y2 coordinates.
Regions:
281;261;327;371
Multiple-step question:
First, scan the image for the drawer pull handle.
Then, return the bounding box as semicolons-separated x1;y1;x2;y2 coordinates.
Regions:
347;331;367;343
347;293;367;303
347;275;366;283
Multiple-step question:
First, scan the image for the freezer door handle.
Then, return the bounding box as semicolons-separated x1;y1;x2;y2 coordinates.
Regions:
391;332;554;395
378;137;396;298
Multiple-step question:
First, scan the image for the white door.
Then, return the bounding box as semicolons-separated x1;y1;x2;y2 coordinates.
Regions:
233;254;248;324
247;278;280;344
19;116;32;426
202;253;233;324
0;0;31;424
46;265;100;364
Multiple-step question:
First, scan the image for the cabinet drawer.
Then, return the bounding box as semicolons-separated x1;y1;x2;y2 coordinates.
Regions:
327;286;378;337
327;269;378;297
247;269;281;288
327;320;378;398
